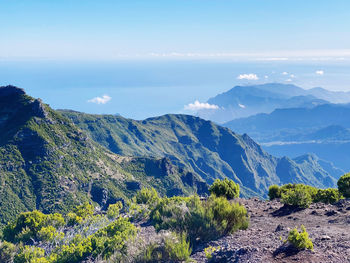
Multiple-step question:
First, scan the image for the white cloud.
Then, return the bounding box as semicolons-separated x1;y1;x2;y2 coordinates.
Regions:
87;95;112;104
238;104;246;109
285;78;293;82
184;100;219;111
290;74;295;78
282;72;288;75
264;75;269;79
237;73;259;80
316;70;324;75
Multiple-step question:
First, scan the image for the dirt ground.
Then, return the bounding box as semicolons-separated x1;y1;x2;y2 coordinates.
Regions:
191;198;350;263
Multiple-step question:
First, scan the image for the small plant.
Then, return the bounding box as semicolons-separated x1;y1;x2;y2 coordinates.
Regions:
338;173;350;198
209;178;240;199
135;187;160;207
107;201;123;219
0;241;16;263
165;233;192;262
268;185;281;200
141;232;192;262
204;245;220;259
287;225;313;250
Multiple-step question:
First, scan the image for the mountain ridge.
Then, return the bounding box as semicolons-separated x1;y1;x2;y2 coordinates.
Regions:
198;83;350;123
61;110;339;198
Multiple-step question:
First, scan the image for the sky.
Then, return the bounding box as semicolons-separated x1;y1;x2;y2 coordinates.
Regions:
1;1;350;119
1;0;350;60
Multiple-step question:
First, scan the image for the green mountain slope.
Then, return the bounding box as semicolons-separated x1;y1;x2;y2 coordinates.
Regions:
61;110;338;198
0;86;204;225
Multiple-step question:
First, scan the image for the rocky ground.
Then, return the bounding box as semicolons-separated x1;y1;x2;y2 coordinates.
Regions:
190;198;350;263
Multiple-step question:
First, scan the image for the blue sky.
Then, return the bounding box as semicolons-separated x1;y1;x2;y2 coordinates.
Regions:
1;1;350;119
1;0;350;60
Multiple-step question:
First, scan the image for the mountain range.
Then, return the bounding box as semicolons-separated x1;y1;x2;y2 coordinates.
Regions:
198;83;350;123
225;103;350;172
61;110;339;196
0;85;343;225
0;86;205;225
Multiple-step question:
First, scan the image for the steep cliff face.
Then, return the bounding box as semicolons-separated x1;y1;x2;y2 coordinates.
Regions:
0;86;204;224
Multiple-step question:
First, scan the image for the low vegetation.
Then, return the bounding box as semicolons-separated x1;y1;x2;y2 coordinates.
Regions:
0;203;137;263
0;179;248;262
287;225;313;250
268;182;343;208
209;178;240;199
337;173;350;198
149;194;249;246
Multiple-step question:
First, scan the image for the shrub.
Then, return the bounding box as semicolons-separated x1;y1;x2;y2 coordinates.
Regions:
164;233;192;262
141;232;191;262
3;211;65;243
107;201;123;219
135;187;160;207
0;241;16;263
14;246;45;263
314;188;342;204
67;202;94;226
37;226;64;242
151;194;249;245
209;178;240;199
73;202;94;219
268;185;281;200
281;185;316;208
338;173;350;198
204;245;220;260
207;195;249;234
287;225;313;250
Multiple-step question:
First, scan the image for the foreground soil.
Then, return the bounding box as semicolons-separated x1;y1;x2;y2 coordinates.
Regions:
191;198;350;263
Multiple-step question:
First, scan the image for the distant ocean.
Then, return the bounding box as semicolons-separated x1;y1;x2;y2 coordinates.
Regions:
1;60;349;120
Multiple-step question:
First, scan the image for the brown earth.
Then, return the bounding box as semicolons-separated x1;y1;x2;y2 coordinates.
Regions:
191;198;350;263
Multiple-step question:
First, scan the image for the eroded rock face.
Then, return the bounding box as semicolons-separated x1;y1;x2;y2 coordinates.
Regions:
160;158;176;176
31;99;48;119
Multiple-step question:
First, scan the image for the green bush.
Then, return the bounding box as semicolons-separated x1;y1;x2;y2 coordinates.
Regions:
281;187;312;208
314;188;342;204
67;202;94;226
280;184;319;208
209;178;240;199
151;194;248;245
14;246;46;263
135;187;160;207
37;226;64;242
141;232;191;262
164;233;192;262
287;225;313;250
204;245;220;260
338;173;350;198
107;201;123;219
0;241;16;263
3;211;65;243
268;185;281;200
207;195;249;234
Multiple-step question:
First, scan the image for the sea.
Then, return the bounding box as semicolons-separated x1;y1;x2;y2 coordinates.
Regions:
0;59;349;120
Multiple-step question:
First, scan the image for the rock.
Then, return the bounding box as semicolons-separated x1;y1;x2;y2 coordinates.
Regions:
275;224;284;232
31;99;48;119
321;235;331;240
325;210;337;216
125;181;141;191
